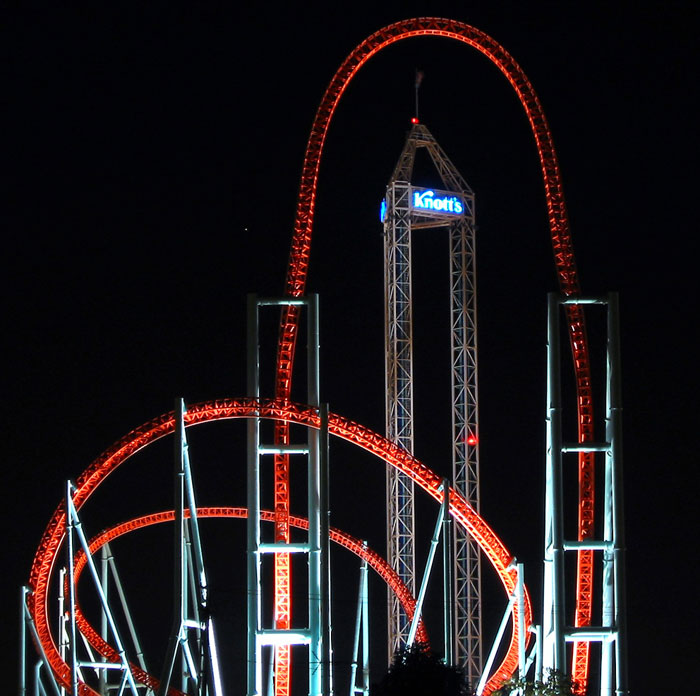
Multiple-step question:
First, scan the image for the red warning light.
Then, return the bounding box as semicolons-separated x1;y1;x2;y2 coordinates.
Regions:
411;117;419;124
467;435;478;446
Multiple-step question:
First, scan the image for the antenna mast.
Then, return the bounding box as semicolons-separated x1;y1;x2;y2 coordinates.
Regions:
414;70;424;120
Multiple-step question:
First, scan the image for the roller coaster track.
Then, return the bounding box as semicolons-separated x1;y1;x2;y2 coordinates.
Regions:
27;18;594;695
27;400;530;695
69;508;429;696
275;17;595;691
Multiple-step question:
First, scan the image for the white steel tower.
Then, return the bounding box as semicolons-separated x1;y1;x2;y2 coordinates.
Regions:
383;122;482;682
543;293;628;695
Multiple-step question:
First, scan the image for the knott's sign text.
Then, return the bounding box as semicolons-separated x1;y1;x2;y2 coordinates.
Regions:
412;188;464;215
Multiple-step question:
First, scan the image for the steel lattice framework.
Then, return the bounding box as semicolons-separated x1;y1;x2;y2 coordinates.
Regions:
384;174;416;655
383;123;482;682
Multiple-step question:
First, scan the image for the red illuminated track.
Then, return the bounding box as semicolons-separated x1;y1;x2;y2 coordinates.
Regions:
28;400;530;695
276;18;595;690
67;508;428;696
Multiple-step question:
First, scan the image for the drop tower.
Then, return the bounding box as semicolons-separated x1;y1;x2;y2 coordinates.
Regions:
382;121;482;684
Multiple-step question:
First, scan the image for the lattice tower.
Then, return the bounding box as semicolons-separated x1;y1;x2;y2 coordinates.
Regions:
383;122;482;682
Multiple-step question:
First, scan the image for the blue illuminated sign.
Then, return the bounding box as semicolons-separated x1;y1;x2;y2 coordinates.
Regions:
412;189;464;215
380;198;387;222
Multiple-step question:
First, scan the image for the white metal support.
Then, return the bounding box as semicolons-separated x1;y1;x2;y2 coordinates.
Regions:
349;553;369;696
19;587;25;696
516;563;526;679
476;593;516;696
19;587;62;696
64;482;140;696
407;480;451;648
477;562;537;694
99;546;108;695
65;486;79;696
159;398;222;696
543;293;628;694
247;295;330;696
57;568;68;696
528;625;542;684
442;485;454;666
99;543;151;689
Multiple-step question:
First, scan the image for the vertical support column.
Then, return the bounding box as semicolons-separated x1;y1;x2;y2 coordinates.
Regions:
99;545;109;695
603;292;628;695
449;207;481;683
248;295;328;696
154;394;219;695
516;563;526;678
20;586;62;696
407;480;450;647
442;486;454;666
65;483;79;696
247;294;262;696
319;404;332;696
19;587;26;696
533;624;543;684
543;293;566;673
159;398;188;695
361;559;369;695
601;341;614;696
57;568;68;696
307;294;322;696
543;294;628;695
384;180;416;657
349;554;370;696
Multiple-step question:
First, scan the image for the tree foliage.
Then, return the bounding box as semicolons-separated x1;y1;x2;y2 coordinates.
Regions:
493;669;574;696
371;642;469;696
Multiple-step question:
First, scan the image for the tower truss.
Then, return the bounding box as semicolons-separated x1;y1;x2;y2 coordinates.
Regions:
19;18;631;696
383;122;482;681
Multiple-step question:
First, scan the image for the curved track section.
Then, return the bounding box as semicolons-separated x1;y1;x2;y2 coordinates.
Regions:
68;507;428;696
28;400;530;695
275;18;594;689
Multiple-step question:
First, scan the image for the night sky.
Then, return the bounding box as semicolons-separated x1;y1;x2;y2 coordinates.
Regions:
4;3;697;693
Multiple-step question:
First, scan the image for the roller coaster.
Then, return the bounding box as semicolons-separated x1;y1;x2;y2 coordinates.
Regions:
19;17;628;696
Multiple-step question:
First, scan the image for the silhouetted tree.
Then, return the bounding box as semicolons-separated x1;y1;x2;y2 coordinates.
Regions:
371;642;469;696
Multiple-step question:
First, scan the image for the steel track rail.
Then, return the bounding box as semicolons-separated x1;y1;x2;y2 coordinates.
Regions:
275;18;594;690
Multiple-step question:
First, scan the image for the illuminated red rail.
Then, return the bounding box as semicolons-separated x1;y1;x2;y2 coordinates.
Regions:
28;400;530;695
67;507;428;696
276;18;594;690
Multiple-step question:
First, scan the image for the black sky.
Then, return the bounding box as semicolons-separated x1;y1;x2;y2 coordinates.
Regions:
4;2;698;693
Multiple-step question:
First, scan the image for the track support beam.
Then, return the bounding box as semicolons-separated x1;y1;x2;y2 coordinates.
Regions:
543;293;628;695
247;295;331;696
